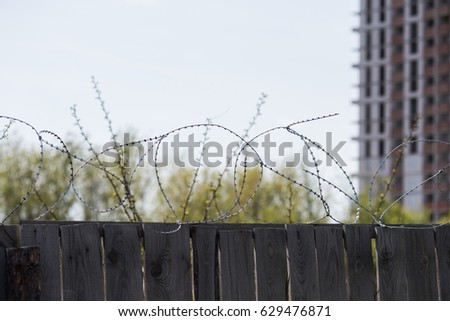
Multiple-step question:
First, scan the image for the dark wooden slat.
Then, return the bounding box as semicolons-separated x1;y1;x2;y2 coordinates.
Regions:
435;225;450;300
21;224;61;300
404;228;438;300
60;223;104;300
286;225;320;300
6;246;40;300
254;228;287;300
376;227;408;300
315;226;347;300
344;225;376;300
219;230;255;300
104;224;144;300
144;224;192;300
0;225;18;300
191;226;218;301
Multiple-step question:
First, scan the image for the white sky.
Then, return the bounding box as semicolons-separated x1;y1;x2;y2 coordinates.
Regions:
0;0;360;179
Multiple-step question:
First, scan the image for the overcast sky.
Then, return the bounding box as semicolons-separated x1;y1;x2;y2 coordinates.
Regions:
0;0;359;178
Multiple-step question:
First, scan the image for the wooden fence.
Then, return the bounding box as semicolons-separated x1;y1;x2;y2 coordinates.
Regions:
0;222;449;301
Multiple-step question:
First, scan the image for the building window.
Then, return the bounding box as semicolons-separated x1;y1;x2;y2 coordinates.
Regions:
426;115;434;124
379;29;385;59
410;23;418;39
394;62;403;72
440;34;449;45
394;6;404;17
410;98;418;127
410;0;418;15
426;95;434;105
394;44;403;54
379;65;385;96
394;119;403;129
395;26;403;36
410;136;418;154
379;140;385;157
440;54;450;64
379;0;385;22
365;104;371;134
366;0;372;24
394;100;403;110
366;31;372;61
393;139;403;150
426;38;435;47
365;140;371;158
410;60;418;92
394;81;403;92
426;19;434;29
426;76;435;86
426;1;434;10
439;93;450;103
426;57;434;67
440;15;450;25
439;74;449;84
379;103;385;133
366;67;371;97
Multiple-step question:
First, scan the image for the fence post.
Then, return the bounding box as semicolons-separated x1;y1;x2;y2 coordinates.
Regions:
6;246;41;300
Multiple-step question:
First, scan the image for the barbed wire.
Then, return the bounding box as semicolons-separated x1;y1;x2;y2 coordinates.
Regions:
1;114;450;231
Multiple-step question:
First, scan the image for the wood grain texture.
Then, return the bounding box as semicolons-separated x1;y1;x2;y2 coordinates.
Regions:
104;224;144;300
403;228;438;300
192;225;218;301
60;223;104;300
315;226;348;300
144;224;192;300
0;225;18;300
6;246;40;300
344;225;376;300
254;228;287;300
21;224;61;300
376;227;408;300
219;230;256;300
435;225;450;300
286;225;320;300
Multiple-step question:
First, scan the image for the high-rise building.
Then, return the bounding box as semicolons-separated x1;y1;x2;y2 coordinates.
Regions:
357;0;450;220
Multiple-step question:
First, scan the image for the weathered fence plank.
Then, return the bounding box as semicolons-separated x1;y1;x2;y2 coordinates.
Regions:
6;246;40;300
0;225;18;300
104;224;144;300
376;228;408;300
21;224;61;300
60;223;104;300
286;225;319;300
344;225;376;300
315;226;347;300
435;225;450;300
404;229;438;300
144;224;192;300
2;222;449;301
219;230;256;300
254;228;287;300
192;226;218;301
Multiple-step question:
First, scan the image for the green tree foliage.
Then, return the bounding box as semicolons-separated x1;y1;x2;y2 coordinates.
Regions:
0;136;76;223
349;186;433;224
153;166;329;224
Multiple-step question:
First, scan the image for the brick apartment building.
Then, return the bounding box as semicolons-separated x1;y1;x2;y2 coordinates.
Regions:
357;0;450;220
